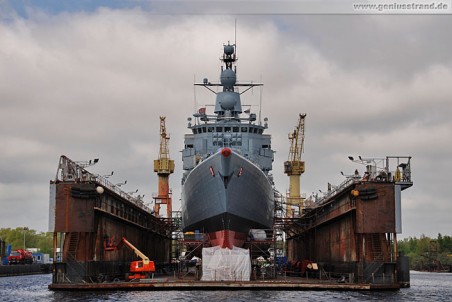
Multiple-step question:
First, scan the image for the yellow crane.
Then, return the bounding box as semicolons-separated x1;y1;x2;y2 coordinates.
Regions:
284;113;306;218
153;116;175;219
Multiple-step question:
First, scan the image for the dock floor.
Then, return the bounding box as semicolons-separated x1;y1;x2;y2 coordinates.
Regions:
48;275;400;291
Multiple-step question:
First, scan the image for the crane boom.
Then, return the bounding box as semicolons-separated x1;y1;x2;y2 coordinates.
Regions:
288;113;306;164
158;116;171;168
119;237;150;265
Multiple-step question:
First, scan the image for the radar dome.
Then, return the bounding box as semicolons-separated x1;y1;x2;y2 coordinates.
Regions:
220;69;236;88
224;45;234;55
219;93;236;110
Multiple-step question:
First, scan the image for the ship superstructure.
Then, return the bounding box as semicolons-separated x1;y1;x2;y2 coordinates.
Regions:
181;43;274;248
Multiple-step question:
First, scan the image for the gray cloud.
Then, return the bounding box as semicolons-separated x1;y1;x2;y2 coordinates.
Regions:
0;8;451;239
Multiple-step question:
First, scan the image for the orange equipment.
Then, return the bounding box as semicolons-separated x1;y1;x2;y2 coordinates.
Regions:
118;237;155;280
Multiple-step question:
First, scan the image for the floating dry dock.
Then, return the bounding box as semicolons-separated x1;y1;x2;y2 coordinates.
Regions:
48;155;412;291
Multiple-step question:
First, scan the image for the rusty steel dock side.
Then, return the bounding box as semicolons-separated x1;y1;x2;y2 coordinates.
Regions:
49;156;174;284
282;175;412;287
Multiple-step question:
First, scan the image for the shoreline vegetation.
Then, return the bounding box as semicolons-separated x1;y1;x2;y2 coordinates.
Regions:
0;228;52;256
399;233;452;271
1;227;451;271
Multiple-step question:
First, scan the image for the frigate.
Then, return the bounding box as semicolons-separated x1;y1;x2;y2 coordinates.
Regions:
181;43;274;248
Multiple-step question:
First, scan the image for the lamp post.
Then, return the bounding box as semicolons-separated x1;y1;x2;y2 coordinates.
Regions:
103;171;114;178
115;180;127;187
128;189;138;195
23;227;29;250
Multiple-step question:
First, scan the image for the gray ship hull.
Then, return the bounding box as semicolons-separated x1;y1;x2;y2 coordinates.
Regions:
181;148;274;247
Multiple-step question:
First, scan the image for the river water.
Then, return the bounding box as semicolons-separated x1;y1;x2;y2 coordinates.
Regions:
0;271;451;301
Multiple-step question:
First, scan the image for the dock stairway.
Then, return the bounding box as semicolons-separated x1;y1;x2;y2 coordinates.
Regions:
370;233;384;262
63;232;87;283
67;232;79;260
362;233;391;284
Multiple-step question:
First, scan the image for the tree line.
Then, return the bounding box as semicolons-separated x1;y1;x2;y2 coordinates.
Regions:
398;233;452;271
0;227;53;255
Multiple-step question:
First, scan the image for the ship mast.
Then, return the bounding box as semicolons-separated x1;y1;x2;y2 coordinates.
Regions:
193;43;262;123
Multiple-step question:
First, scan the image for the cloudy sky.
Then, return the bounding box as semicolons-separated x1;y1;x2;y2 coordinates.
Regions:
1;1;451;239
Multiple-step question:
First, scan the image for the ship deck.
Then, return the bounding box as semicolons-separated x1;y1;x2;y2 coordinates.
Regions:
48;275;400;291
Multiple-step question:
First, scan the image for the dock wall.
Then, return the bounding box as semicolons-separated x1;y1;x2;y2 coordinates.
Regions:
50;181;172;283
287;182;400;284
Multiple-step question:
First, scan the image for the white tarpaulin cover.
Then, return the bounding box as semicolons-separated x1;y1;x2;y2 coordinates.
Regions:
201;246;251;281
